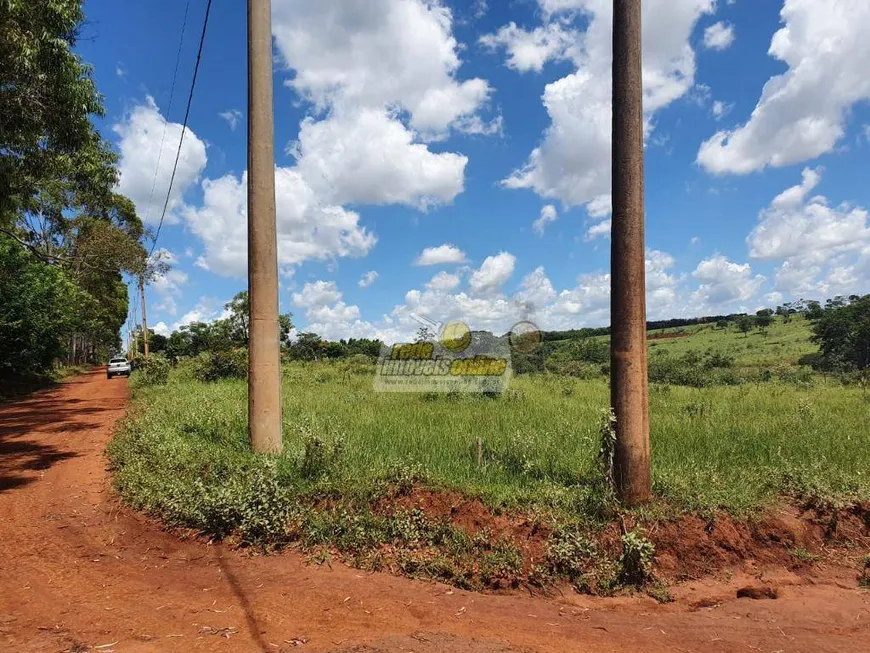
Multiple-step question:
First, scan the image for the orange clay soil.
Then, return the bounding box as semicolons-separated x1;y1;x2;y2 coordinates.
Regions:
0;369;868;653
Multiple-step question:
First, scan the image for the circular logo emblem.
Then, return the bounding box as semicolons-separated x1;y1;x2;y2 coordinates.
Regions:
441;321;472;352
509;321;542;353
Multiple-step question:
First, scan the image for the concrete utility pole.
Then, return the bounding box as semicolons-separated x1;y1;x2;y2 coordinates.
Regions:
610;0;651;505
139;276;150;359
247;0;283;454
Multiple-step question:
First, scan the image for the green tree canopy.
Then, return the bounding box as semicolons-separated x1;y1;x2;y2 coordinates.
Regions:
0;0;147;379
812;295;870;373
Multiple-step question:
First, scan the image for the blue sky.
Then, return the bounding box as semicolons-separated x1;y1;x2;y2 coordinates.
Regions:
78;0;870;342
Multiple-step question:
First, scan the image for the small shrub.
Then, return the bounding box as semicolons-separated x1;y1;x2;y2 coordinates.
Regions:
493;429;576;484
194;349;248;382
299;432;346;480
338;353;375;375
797;398;816;421
788;547;819;562
648;350;739;388
597;408;617;497
860;554;870;588
135;354;170;386
705;351;734;369
379;458;428;494
546;527;598;580
388;509;435;546
620;529;655;586
683;402;709;419
545;526;618;593
205;459;294;544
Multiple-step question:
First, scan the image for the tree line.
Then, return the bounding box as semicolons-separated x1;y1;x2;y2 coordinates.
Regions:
139;291;382;365
1;2;148;383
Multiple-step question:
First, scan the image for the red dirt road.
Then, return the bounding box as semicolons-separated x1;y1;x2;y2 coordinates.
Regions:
1;370;869;653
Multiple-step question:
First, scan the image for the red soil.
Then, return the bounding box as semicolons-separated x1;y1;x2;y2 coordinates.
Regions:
1;369;869;652
647;331;692;340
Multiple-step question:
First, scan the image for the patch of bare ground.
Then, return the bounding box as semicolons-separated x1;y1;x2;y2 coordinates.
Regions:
2;370;869;653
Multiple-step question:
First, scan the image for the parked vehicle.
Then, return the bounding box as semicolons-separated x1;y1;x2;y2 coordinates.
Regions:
107;357;131;379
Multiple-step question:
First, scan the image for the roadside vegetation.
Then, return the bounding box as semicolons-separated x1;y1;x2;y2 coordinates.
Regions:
110;297;870;593
1;1;149;393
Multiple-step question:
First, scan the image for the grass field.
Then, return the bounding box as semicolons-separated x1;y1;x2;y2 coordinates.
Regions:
108;317;870;589
646;317;817;370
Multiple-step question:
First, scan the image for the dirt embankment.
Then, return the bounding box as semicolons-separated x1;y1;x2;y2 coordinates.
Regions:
1;370;869;653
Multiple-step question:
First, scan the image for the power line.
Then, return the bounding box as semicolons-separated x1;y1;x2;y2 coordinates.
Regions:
149;0;214;257
141;0;192;228
133;1;191;339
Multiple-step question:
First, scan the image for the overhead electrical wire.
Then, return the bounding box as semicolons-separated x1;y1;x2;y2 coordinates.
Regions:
148;0;214;258
130;0;192;340
140;0;192;230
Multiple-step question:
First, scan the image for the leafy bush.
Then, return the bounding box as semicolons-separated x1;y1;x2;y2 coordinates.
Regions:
544;357;601;378
198;460;294;544
193;349;248;382
812;295;870;373
133;354;170;386
299;432;346;480
544;526;619;593
706;351;735;369
648;351;706;387
648;350;739;387
337;353;376;375
620;530;655;586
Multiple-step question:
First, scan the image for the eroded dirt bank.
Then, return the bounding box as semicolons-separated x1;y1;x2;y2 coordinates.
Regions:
1;370;868;652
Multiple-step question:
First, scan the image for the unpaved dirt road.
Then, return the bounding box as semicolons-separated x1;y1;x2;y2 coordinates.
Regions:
1;370;869;652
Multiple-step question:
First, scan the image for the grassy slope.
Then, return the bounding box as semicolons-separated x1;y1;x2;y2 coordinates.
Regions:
646;317;817;369
114;317;869;519
108;317;870;590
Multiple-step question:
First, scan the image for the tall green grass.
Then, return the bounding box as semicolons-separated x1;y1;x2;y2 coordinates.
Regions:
112;360;870;521
646;317;817;369
108;317;870;589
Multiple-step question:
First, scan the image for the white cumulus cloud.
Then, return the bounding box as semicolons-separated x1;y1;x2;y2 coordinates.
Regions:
698;0;870;174
692;255;765;306
479;22;577;73
703;21;735;50
113;97;207;225
271;0;493;138
469;252;516;295
292;248;698;342
490;0;714;211
426;271;461;292
184;168;376;277
293;280;343;308
415;244;468;266
748;168;870;298
533;204;558;235
291;107;467;209
359;271;379;288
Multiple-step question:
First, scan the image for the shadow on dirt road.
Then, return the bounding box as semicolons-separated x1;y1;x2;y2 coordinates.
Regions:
0;370;868;653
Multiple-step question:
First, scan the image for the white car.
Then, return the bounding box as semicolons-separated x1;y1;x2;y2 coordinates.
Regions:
107;356;132;379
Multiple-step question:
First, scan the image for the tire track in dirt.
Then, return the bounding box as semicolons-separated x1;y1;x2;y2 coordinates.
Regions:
1;370;868;652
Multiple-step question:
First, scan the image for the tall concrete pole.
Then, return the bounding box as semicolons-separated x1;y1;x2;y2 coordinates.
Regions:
139;276;150;359
247;0;283;454
611;0;650;505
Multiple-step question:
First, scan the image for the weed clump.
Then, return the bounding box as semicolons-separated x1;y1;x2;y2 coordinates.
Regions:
619;529;655;586
542;525;619;593
193;349;248;382
132;354;170;386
